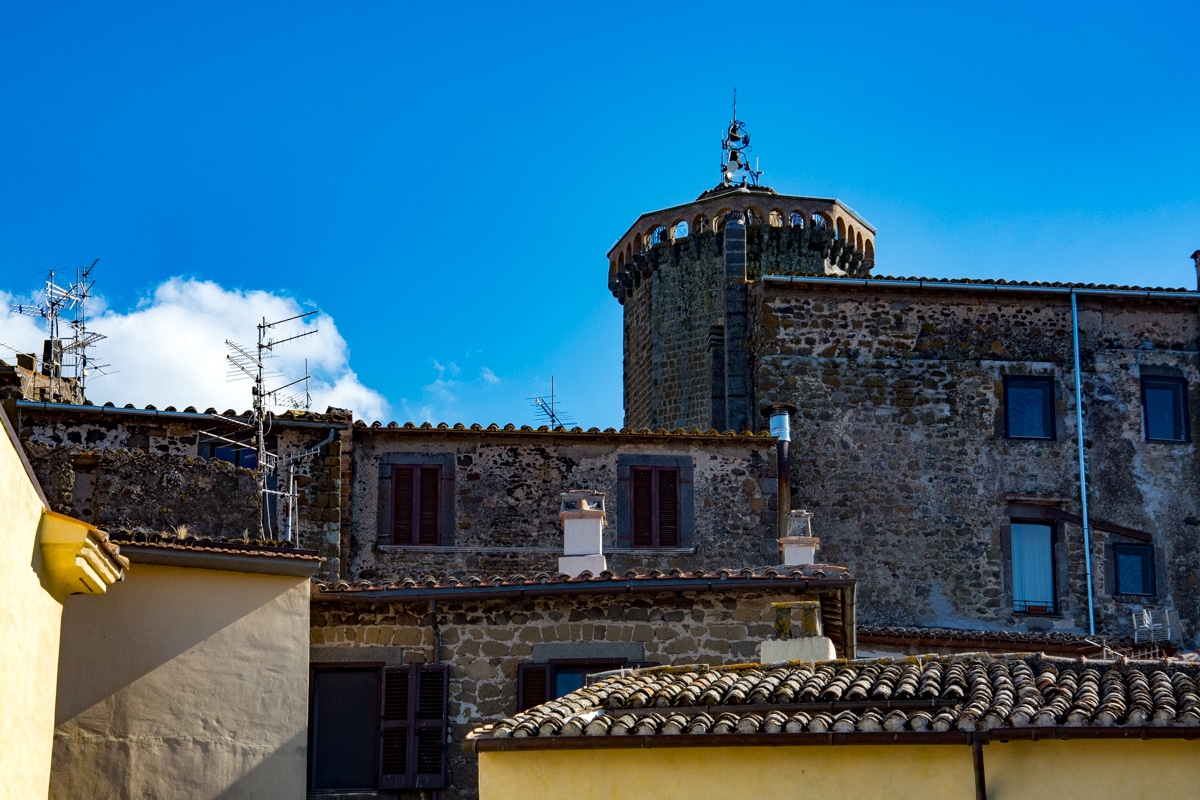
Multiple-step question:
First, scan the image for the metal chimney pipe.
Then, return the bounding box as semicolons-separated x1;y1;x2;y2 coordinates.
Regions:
763;403;798;540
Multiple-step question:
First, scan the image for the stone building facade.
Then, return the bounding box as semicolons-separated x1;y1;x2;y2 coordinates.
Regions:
610;182;1200;646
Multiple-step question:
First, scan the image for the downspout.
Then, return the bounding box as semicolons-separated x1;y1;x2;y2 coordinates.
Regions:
972;740;987;800
1071;291;1096;635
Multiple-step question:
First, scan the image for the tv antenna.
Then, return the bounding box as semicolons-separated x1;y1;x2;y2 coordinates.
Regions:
532;376;573;430
9;259;109;401
720;89;762;188
207;310;323;540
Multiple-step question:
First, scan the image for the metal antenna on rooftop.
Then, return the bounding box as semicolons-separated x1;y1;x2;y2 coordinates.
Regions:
9;260;108;402
211;310;320;539
721;89;762;188
532;375;573;431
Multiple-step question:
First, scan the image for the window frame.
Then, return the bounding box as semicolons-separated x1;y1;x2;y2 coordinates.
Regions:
377;452;455;549
1141;375;1189;443
197;437;258;469
308;663;448;793
1112;542;1157;597
1003;375;1056;440
517;658;657;712
1008;520;1058;615
615;454;695;551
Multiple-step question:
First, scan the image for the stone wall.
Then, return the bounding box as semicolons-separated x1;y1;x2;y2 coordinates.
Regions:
348;427;780;582
750;281;1200;644
13;405;347;575
311;585;833;800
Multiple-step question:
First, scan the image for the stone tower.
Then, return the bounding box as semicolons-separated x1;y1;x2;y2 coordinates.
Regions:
609;182;876;432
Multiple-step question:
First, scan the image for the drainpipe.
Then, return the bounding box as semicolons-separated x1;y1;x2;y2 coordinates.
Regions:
763;403;799;540
1071;291;1096;635
972;740;987;800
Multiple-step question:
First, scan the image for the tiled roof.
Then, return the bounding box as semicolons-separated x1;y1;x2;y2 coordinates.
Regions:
314;565;853;598
109;532;322;561
352;420;774;438
769;273;1195;295
468;654;1200;750
857;625;1165;657
16;400;350;424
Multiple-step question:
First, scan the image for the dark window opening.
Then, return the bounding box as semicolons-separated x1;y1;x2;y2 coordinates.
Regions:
1142;376;1188;442
1114;543;1156;596
1011;521;1055;613
518;660;650;712
631;466;679;547
309;664;447;793
392;465;441;546
1004;376;1055;439
198;440;257;469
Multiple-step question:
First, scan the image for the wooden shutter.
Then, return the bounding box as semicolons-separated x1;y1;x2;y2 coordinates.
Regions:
417;466;441;545
379;665;448;790
657;468;680;547
378;667;410;789
631;468;654;547
517;663;551;712
392;467;414;544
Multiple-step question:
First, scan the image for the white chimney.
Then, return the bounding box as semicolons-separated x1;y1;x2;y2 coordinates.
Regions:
558;490;607;578
759;600;836;663
778;509;820;566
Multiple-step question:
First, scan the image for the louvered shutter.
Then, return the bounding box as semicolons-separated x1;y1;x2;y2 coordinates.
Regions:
517;663;551;712
657;468;679;547
378;667;410;789
413;666;448;788
417;467;441;545
631;468;654;547
379;665;448;790
392;467;414;544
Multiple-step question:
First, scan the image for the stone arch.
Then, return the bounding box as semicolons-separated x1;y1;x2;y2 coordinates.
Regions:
811;212;828;231
865;240;874;260
617;252;625;268
835;217;846;241
856;231;864;251
693;214;710;234
745;206;764;225
714;208;734;233
650;225;668;246
768;209;784;227
626;242;633;261
672;219;689;240
848;223;856;247
789;211;805;228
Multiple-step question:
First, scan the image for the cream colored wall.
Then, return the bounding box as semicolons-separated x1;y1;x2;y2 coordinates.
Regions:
51;564;311;800
479;739;1200;800
0;414;64;800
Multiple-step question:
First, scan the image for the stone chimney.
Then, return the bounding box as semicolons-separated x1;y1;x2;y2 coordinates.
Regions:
759;600;836;663
1192;250;1200;291
558;490;607;578
778;509;820;566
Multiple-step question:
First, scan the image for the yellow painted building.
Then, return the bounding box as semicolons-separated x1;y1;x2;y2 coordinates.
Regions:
469;654;1200;800
0;409;124;799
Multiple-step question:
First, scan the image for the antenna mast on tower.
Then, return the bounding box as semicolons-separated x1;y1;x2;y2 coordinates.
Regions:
720;89;762;188
532;376;573;431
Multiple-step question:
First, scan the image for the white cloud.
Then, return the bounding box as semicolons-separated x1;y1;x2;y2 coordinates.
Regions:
0;278;391;421
480;366;500;385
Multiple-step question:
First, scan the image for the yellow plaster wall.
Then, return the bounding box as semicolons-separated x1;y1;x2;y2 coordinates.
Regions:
0;414;64;800
50;564;312;800
479;738;1200;800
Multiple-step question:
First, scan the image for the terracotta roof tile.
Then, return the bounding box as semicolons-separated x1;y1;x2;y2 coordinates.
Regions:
351;420;773;438
470;654;1200;748
863;274;1194;293
857;624;1166;657
108;531;322;561
314;564;853;597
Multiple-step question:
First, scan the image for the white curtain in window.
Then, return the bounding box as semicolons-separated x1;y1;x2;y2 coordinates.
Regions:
1011;523;1054;609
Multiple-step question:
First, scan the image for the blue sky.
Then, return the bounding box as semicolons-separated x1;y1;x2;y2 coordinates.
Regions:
2;2;1197;428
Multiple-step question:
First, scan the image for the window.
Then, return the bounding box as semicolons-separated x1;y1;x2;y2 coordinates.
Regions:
616;455;695;550
198;439;257;469
309;664;447;792
391;465;441;545
518;659;651;711
1114;543;1156;596
377;453;454;548
1142;376;1188;442
631;466;679;547
1004;376;1055;439
1011;522;1055;613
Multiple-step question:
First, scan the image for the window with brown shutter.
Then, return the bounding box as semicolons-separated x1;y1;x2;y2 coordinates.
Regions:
309;664;448;793
391;465;442;546
630;466;680;548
